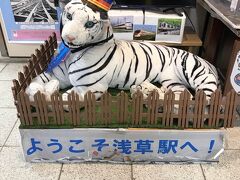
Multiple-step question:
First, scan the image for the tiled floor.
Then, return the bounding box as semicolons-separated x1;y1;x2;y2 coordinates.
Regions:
0;62;240;180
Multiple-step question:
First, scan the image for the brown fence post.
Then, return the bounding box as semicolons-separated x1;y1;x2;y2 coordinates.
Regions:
75;94;82;126
51;93;61;125
53;32;58;49
58;93;65;125
147;90;159;125
84;92;96;126
132;91;143;125
34;92;47;125
117;91;128;124
50;93;57;125
23;65;31;86
183;90;191;128
100;92;112;125
193;90;207;128
12;79;20;100
18;72;27;90
27;59;37;80
44;40;51;64
68;92;77;126
163;90;174;127
178;91;184;127
228;90;238;127
17;91;28;126
23;93;33;125
209;89;221;127
48;35;55;58
32;54;42;75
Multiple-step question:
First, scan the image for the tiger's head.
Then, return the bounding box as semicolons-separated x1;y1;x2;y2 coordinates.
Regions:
61;0;113;49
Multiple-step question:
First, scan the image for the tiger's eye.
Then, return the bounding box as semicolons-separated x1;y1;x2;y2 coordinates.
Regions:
66;13;72;20
85;21;95;28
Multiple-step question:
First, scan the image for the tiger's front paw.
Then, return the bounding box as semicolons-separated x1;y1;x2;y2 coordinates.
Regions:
62;89;84;111
44;80;60;101
25;82;45;101
130;81;166;100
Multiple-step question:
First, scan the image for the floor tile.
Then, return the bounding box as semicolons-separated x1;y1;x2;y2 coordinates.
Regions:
0;63;7;72
225;127;240;150
0;81;15;108
0;108;17;146
202;150;240;180
60;163;131;180
132;164;204;180
0;63;26;80
5;120;21;147
0;147;61;180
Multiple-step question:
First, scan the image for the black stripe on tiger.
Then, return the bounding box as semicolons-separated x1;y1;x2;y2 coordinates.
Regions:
163;46;171;58
72;2;82;4
42;72;50;82
181;56;191;86
130;78;137;88
123;60;133;87
180;50;187;60
205;81;217;85
52;71;56;79
200;76;208;84
139;44;152;81
161;79;172;84
76;73;108;87
140;43;153;54
171;48;176;65
69;46;112;75
166;82;183;89
68;47;93;70
171;48;179;65
117;48;125;77
193;67;205;81
196;77;208;88
39;75;46;83
64;61;68;73
179;50;187;66
93;91;104;94
130;44;139;73
58;65;65;76
191;55;202;77
181;51;189;68
154;45;166;72
77;44;117;81
201;88;214;93
150;73;159;83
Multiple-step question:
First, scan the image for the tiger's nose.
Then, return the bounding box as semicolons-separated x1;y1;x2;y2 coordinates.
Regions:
66;35;76;42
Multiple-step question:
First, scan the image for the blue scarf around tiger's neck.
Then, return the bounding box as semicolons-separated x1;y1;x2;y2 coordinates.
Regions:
46;42;70;73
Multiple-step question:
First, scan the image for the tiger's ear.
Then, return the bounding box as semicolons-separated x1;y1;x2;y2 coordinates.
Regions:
100;11;109;20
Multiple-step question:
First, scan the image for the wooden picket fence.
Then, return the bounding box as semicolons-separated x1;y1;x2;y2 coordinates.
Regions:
11;33;240;129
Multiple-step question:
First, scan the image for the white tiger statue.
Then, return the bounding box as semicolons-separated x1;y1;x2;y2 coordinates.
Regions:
26;0;220;102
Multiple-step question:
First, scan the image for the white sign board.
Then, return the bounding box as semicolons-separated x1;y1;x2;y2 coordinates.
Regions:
20;128;224;163
231;51;240;93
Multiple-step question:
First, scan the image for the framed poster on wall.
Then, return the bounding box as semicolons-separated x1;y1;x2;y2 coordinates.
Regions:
0;0;61;56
